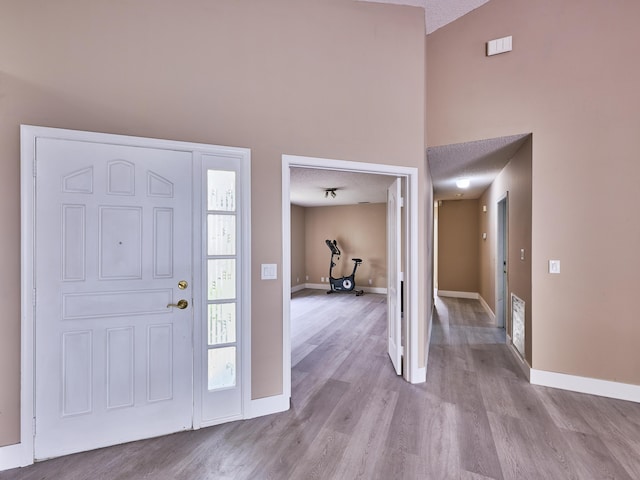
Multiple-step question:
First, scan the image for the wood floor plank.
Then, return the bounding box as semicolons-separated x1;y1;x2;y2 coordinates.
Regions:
247;377;350;480
331;339;389;385
470;345;520;381
417;400;463;478
562;430;635;480
480;374;551;427
599;432;640;479
287;427;350;480
384;384;429;456
534;386;598;434
457;408;504;480
5;291;640;480
293;343;352;379
324;354;390;435
331;387;398;479
290;369;322;411
487;411;579;480
291;341;318;367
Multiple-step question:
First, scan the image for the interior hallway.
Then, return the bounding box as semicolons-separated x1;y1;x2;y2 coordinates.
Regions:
2;291;640;479
429;295;640;479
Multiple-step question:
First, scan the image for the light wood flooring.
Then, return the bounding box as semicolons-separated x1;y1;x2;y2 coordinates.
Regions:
3;290;640;479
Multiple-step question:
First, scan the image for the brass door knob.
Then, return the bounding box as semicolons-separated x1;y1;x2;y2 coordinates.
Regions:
167;299;189;309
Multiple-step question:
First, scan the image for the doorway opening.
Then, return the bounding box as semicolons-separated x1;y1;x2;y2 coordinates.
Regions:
282;154;422;403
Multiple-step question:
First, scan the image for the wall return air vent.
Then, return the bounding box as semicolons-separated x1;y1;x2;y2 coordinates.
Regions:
487;35;512;56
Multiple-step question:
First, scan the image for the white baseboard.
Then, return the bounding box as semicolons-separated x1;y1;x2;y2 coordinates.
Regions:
246;393;290;419
437;290;478;299
410;366;427;384
530;369;640;403
304;283;328;291
291;284;306;294
303;283;387;294
478;295;496;322
199;414;244;429
362;286;387;294
0;442;32;472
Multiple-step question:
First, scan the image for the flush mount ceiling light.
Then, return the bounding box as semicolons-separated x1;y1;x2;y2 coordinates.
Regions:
324;188;337;198
456;178;470;189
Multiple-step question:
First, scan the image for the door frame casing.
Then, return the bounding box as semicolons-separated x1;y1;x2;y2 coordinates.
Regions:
281;154;422;397
16;125;252;468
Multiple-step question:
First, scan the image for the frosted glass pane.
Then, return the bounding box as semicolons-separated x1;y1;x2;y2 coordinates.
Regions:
207;170;235;212
207;215;235;256
208;347;236;390
208;259;236;300
208;303;236;345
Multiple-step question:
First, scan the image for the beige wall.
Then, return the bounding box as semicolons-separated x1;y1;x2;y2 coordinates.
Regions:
479;138;532;363
427;0;640;384
305;203;387;289
437;200;480;293
0;0;427;446
290;205;307;288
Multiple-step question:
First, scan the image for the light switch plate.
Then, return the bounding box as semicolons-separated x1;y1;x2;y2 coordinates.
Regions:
549;260;561;274
261;263;277;280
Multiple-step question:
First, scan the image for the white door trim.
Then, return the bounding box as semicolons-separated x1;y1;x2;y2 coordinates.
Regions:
15;125;251;469
282;154;422;397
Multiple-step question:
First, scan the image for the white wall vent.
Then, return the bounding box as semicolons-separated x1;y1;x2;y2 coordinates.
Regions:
511;293;525;358
487;35;513;56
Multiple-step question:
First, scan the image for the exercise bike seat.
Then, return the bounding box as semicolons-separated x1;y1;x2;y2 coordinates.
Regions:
352;258;362;263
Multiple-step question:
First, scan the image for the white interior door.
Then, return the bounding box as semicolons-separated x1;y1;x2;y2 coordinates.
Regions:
496;197;508;329
387;178;402;375
34;137;193;459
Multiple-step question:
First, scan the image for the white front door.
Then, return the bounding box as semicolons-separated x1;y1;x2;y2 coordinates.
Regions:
387;178;402;375
34;138;193;459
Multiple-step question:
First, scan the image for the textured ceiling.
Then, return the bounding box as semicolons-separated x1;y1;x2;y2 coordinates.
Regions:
290;168;396;207
290;135;530;207
428;134;530;201
360;0;491;34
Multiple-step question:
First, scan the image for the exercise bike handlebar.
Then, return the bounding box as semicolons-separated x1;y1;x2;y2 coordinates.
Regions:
325;239;341;256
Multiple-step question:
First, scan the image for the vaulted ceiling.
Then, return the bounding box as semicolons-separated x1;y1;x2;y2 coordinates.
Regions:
361;0;491;34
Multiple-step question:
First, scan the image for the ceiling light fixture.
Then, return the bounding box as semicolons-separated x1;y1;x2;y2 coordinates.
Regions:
324;188;337;198
456;178;470;189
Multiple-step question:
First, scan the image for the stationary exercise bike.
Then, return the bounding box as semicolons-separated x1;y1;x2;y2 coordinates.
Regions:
325;239;364;296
